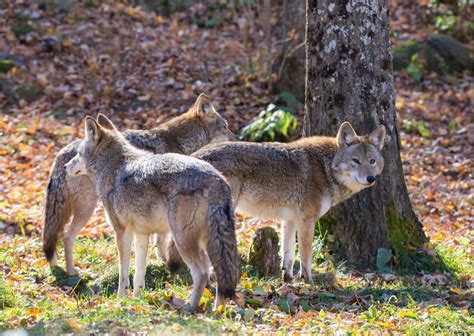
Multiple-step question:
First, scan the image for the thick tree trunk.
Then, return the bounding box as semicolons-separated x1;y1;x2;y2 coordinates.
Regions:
304;0;427;268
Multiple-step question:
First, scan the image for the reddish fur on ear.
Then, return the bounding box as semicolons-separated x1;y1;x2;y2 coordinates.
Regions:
194;93;216;118
84;116;100;141
368;124;386;150
336;122;358;147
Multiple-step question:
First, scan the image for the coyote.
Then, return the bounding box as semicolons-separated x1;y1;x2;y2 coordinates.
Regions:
64;115;239;309
42;94;233;275
192;122;386;283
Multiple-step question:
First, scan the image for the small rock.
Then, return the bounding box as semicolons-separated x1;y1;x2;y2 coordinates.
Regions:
6;226;15;236
381;273;397;282
364;272;376;280
438;128;448;136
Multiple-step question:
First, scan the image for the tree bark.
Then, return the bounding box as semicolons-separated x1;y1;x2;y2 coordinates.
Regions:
304;0;427;268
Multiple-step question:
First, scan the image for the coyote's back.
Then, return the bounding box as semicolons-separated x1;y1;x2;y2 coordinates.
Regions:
192;122;386;283
64;115;239;309
111;153;240;302
42;94;232;275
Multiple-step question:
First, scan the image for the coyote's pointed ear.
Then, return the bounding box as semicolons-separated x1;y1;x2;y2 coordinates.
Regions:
195;93;217;119
336;122;358;147
84;116;101;142
97;114;116;131
368;124;386;150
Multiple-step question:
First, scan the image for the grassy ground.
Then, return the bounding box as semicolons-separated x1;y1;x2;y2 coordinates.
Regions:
1;234;472;334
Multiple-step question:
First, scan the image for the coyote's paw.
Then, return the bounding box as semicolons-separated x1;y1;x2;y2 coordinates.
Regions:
298;273;314;285
66;267;79;276
117;286;130;297
282;270;293;283
133;287;144;297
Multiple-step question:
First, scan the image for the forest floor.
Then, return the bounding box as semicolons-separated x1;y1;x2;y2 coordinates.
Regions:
0;1;472;334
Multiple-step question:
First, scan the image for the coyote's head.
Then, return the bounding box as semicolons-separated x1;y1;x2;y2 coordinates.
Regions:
332;122;386;192
191;93;234;144
65;115;118;177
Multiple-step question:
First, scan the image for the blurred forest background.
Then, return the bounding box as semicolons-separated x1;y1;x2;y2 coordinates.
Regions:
0;0;472;334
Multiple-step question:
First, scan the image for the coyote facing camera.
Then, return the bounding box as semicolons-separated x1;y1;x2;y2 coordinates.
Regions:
191;122;386;283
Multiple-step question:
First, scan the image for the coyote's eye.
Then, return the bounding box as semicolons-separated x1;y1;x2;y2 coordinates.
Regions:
352;158;360;165
370;159;376;165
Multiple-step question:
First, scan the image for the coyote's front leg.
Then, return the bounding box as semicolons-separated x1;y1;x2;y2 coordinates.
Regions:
133;233;149;296
116;227;133;296
281;220;296;282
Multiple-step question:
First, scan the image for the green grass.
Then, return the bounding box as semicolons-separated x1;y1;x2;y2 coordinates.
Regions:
0;277;15;309
435;242;474;280
407;307;474;334
0;236;472;334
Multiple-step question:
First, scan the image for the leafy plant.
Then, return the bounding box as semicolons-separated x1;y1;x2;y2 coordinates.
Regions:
403;120;430;137
0;60;15;73
407;53;423;82
435;13;458;33
361;306;380;323
448;119;457;133
429;4;472;42
430;0;472;8
239;103;297;142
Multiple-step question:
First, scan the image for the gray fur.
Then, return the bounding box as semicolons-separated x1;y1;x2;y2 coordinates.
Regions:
66;116;239;310
42;94;231;274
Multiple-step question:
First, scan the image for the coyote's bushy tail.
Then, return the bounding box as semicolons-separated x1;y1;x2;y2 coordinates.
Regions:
42;147;74;263
206;180;240;300
154;233;185;272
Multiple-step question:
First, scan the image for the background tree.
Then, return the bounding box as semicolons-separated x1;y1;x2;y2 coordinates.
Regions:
273;0;306;101
304;0;428;269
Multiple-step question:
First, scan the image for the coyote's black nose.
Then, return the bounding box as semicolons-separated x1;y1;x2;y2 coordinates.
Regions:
367;176;376;184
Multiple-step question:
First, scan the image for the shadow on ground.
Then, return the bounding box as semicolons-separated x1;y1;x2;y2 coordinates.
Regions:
50;262;193;297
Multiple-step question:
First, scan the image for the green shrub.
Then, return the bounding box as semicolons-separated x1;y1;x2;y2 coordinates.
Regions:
11;24;35;38
239;103;297;142
402;120;430;137
0;60;15;73
407;54;424;82
435;13;458;33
